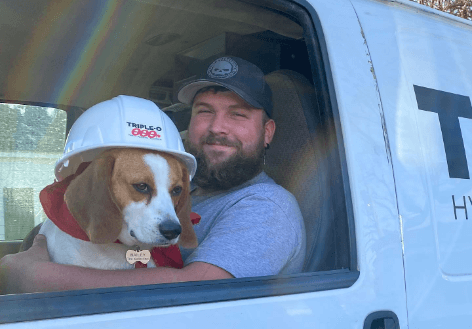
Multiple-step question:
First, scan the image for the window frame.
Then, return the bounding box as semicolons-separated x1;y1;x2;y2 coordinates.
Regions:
1;270;359;323
0;0;358;323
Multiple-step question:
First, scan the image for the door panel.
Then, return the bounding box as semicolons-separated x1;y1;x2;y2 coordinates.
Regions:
354;0;472;326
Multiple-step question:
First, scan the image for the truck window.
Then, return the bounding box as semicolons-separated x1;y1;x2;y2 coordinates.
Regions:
0;0;357;322
0;104;67;240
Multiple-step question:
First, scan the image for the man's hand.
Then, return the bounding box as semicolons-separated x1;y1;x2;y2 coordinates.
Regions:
0;234;51;295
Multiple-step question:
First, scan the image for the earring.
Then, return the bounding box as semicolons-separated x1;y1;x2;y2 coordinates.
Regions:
263;143;270;166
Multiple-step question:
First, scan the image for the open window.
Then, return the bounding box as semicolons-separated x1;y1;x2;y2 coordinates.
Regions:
0;104;66;240
0;0;357;323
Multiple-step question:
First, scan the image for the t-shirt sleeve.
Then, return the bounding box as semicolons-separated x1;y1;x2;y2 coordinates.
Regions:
183;192;302;278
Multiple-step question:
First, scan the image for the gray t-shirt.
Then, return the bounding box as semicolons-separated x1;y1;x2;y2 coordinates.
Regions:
180;171;306;278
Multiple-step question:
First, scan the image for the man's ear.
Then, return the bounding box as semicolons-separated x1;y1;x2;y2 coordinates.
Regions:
264;118;276;146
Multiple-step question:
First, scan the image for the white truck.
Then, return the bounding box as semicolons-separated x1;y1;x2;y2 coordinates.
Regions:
0;0;471;327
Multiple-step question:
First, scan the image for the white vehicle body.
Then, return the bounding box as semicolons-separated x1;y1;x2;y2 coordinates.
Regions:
1;0;471;327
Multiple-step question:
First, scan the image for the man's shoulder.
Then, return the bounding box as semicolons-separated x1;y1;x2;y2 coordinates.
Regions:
233;172;299;210
192;171;300;214
242;172;293;196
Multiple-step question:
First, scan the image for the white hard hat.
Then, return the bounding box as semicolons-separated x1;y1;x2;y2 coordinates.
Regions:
55;95;196;181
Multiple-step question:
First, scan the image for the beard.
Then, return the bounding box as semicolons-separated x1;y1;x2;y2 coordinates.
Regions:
185;133;265;191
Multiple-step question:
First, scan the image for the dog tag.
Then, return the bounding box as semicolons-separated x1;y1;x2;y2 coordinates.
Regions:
126;245;151;265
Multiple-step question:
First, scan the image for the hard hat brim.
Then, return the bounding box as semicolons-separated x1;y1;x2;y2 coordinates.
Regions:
55;144;196;182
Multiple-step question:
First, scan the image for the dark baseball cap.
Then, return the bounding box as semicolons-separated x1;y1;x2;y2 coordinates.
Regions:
177;56;272;117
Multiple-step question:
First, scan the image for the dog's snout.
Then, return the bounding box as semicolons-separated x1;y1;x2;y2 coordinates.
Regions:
158;220;182;241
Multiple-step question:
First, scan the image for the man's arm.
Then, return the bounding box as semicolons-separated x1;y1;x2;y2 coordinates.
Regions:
0;234;233;295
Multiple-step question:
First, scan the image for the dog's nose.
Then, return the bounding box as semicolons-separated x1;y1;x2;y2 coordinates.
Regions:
158;220;182;241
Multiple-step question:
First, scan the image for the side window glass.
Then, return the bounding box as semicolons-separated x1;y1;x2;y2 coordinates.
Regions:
0;0;357;324
0;104;66;241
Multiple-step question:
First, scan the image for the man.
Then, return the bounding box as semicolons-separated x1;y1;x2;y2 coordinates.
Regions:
0;56;305;294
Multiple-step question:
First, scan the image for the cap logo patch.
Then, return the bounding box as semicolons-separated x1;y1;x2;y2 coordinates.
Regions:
207;57;238;79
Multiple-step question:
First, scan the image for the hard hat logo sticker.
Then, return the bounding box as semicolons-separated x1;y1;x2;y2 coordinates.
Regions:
127;122;163;140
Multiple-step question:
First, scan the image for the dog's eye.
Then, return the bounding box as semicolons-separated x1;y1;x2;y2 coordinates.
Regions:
171;186;182;196
133;183;150;193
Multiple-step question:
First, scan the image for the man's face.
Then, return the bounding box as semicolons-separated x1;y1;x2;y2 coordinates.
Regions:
186;89;274;190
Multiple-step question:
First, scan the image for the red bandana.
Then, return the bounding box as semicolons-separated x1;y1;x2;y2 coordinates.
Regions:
39;163;200;269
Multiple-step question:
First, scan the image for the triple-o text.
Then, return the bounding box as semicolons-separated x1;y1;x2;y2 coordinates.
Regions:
127;122;162;139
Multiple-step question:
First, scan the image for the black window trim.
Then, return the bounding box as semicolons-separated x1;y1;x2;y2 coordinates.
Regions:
0;0;358;323
0;269;359;323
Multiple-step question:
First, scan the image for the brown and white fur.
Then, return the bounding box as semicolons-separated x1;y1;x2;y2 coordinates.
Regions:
37;148;197;270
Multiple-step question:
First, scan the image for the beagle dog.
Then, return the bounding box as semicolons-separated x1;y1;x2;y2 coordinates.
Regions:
36;148;198;270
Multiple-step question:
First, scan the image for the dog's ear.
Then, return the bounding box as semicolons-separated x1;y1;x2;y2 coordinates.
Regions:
65;155;122;244
175;165;198;248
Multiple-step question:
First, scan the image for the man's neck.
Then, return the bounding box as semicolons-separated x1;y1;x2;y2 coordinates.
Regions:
191;187;208;196
191;170;264;196
191;185;224;196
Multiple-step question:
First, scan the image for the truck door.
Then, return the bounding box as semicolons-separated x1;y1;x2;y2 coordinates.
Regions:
1;0;407;327
352;0;472;327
